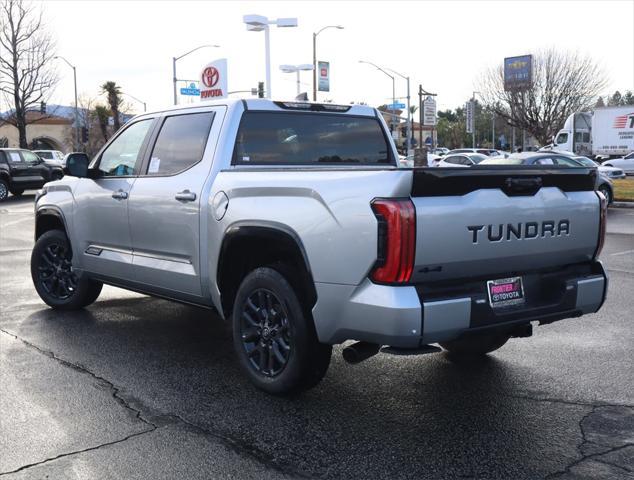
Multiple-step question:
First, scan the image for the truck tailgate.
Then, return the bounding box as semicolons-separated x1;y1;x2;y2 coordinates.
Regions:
410;167;600;284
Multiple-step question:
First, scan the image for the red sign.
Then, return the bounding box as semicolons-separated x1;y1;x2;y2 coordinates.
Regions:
202;67;220;88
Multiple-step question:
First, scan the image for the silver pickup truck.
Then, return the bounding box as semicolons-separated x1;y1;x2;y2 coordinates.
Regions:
31;99;608;394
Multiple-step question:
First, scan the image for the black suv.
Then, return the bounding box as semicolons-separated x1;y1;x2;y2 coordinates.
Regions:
0;148;64;201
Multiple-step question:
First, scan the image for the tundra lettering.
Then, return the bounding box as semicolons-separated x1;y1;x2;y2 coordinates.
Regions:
468;220;571;243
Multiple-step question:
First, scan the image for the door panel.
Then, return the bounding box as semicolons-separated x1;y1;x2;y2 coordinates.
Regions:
72;118;155;279
128;107;224;298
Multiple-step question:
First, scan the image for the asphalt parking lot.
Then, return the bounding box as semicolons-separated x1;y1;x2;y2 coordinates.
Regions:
1;193;633;480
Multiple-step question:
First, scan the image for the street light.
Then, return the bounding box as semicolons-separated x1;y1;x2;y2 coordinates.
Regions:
386;67;411;153
359;60;396;134
312;25;343;101
123;92;147;113
172;44;220;105
280;64;314;96
244;14;298;99
53;56;79;150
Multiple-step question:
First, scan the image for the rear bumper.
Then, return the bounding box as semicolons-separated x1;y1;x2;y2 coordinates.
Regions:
312;261;607;348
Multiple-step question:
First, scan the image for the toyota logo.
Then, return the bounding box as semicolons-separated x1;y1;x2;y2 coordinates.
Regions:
202;67;219;88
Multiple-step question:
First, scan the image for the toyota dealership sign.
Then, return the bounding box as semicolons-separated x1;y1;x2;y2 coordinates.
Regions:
200;58;228;100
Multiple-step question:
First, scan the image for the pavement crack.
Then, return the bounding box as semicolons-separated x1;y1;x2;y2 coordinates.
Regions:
0;428;156;476
0;328;157;429
545;404;634;479
0;328;302;478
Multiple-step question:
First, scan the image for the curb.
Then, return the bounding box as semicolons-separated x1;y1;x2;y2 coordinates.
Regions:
612;201;634;209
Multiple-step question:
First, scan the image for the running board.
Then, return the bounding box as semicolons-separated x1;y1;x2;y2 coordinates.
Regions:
381;344;442;356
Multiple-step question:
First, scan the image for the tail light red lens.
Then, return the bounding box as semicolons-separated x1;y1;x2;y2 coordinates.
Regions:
594;190;607;259
370;198;416;284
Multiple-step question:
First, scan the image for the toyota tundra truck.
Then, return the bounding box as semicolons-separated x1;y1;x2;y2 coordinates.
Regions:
31;99;608;394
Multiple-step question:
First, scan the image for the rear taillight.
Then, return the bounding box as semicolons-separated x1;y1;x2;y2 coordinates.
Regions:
594;190;608;259
370;199;416;284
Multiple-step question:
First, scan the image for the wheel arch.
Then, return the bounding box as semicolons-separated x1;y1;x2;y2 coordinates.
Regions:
35;207;69;240
216;223;317;319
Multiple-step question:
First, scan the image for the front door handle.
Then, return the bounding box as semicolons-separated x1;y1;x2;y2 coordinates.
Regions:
112;189;128;200
175;190;196;202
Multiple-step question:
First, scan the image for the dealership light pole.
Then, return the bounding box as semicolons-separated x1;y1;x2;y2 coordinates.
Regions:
359;60;396;134
172;44;220;105
312;25;343;101
53;56;79;150
280;64;314;96
387;67;411;152
244;15;298;99
123;92;147;112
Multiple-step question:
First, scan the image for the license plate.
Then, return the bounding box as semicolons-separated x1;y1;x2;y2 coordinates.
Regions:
487;276;525;308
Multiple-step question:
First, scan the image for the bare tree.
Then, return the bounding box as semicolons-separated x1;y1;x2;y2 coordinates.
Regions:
477;48;607;145
0;0;59;148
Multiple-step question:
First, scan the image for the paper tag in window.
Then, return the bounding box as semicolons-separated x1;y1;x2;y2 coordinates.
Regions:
242;156;250;162
148;157;161;173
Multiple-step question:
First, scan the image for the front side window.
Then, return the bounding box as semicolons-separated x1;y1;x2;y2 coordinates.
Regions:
555;156;582;167
535;157;555;165
146;112;214;176
233;112;392;166
555;133;568;145
98;119;153;176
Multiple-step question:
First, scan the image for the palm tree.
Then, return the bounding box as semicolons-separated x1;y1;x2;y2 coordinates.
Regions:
93;105;110;142
101;81;123;131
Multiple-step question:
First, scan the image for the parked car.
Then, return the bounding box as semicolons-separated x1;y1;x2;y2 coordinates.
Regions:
33;150;65;167
447;148;506;157
31;99;607;394
602;152;634;175
564;155;626;180
437;152;488;167
431;147;449;156
480;152;616;204
0;148;64;201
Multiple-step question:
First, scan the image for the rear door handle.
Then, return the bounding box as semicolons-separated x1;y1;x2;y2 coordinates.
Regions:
112;189;128;200
175;190;196;202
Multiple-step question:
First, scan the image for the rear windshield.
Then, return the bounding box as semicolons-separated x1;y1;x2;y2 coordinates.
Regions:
233;112;393;166
35;151;53;159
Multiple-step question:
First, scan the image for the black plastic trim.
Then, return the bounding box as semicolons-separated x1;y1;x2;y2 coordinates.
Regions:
411;166;597;197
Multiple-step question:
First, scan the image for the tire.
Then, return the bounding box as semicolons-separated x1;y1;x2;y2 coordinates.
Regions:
440;332;510;359
232;266;332;395
31;229;103;310
0;179;8;202
10;188;24;196
598;184;612;204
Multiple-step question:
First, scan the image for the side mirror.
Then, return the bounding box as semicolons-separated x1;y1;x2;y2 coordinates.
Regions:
64;152;90;178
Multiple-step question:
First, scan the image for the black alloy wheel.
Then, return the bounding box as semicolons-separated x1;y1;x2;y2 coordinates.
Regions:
240;288;292;377
37;241;78;300
0;179;8;201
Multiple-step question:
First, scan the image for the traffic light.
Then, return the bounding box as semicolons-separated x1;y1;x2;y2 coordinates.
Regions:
81;127;88;143
257;82;264;98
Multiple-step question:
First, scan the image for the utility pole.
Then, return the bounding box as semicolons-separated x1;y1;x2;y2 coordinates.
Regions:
472;92;476;148
418;85;423;149
492;112;495;149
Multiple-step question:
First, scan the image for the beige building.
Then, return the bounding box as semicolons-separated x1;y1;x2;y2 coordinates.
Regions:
0;112;73;152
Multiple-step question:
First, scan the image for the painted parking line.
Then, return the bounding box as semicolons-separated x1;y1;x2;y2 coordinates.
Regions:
610;249;634;256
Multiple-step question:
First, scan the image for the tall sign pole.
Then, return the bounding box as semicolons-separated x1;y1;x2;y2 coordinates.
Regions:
418;85;423;149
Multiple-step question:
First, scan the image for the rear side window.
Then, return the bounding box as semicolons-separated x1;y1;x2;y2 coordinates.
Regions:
233;112;392;166
147;112;214;175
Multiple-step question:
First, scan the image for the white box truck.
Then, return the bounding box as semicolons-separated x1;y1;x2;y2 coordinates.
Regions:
552;106;634;158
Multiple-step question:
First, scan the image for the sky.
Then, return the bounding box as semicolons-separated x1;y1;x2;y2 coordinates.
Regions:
29;0;634;115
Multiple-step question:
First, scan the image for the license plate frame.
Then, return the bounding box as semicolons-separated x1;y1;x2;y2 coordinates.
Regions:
487;276;525;308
